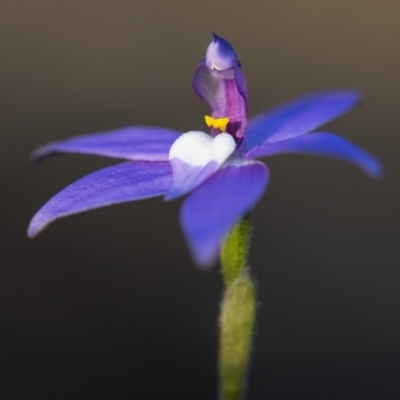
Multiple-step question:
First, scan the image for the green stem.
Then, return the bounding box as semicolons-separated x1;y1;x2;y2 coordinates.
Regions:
220;214;252;288
219;215;256;400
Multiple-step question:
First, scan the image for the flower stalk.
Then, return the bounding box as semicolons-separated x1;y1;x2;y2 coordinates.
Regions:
220;214;252;288
219;215;256;400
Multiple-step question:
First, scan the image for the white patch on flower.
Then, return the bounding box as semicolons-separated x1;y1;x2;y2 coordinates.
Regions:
165;131;236;200
168;131;235;167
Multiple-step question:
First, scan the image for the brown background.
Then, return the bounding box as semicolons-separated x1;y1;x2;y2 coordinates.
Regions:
0;1;399;399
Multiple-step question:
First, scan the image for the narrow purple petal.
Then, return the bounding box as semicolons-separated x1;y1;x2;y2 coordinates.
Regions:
28;161;172;238
243;90;362;150
245;132;383;179
180;161;269;269
31;126;181;162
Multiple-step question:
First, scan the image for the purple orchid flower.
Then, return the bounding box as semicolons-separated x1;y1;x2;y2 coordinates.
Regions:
28;34;382;268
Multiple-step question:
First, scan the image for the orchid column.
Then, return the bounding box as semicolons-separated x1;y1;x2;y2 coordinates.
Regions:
193;34;255;400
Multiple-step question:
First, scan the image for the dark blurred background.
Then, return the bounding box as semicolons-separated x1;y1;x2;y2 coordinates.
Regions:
0;1;399;399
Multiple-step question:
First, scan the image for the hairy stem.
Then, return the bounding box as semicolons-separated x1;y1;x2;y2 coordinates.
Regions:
219;215;256;400
220;214;252;288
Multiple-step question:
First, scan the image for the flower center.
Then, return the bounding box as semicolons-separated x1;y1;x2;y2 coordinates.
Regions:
165;131;236;200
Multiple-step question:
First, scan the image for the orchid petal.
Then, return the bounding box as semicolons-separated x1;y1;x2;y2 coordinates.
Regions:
28;161;172;238
31;126;181;162
245;132;383;179
180;161;269;268
244;90;361;150
165;131;236;200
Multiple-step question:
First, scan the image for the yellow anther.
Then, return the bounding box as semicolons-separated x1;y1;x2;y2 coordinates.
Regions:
204;115;229;132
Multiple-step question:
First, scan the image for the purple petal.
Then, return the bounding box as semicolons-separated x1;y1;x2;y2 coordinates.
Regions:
28;161;172;238
243;90;361;150
31;126;181;162
180;161;269;269
165;159;218;201
245;132;383;179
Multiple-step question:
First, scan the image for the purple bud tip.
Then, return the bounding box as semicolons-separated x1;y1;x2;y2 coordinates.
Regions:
205;33;239;71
